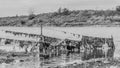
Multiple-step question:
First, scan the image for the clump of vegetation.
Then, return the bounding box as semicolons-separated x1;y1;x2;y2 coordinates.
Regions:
21;20;26;25
28;14;36;20
116;6;120;12
1;6;120;27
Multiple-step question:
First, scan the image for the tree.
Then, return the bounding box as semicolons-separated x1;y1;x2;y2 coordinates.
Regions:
116;6;120;12
62;8;70;15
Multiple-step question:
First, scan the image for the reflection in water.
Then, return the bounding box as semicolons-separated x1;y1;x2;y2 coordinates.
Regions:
38;35;115;67
40;46;115;67
81;47;114;61
82;49;104;60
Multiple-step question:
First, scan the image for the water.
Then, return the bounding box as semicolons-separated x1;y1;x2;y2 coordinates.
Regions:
40;48;113;67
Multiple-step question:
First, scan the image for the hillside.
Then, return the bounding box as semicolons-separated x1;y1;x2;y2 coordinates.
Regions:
1;8;120;27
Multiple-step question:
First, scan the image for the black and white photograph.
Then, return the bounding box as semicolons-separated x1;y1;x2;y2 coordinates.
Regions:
0;0;119;68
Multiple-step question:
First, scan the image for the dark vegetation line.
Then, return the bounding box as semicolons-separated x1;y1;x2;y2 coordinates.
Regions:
1;6;120;27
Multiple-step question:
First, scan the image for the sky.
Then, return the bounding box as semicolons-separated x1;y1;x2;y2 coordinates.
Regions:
0;0;119;17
